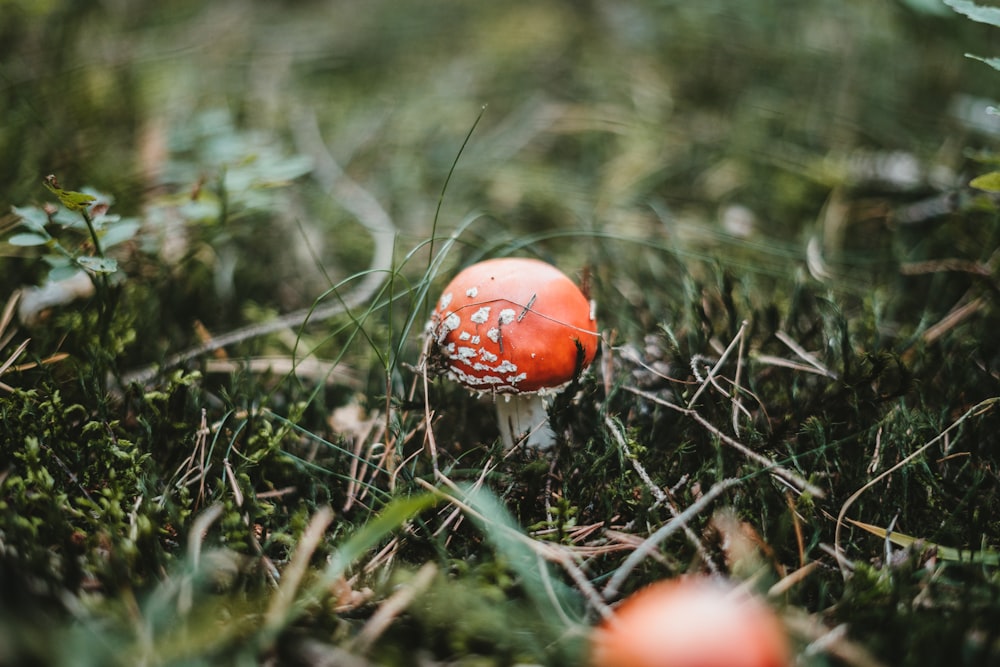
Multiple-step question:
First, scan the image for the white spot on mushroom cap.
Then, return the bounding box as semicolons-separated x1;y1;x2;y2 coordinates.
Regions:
443;313;460;331
471;306;491;324
439;292;453;310
444;352;526;390
486;327;500;343
474;359;517;372
498;308;516;325
447;367;505;387
465;286;478;298
495;359;518;374
458;331;471;341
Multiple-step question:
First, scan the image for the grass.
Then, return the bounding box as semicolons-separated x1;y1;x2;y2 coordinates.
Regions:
3;1;1000;665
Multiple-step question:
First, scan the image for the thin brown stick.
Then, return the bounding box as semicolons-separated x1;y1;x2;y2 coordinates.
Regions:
687;321;748;409
775;330;837;379
264;506;335;631
767;560;819;598
352;562;437;653
732;320;748;434
0;291;20;349
786;491;806;568
419;335;441;476
921;296;983;346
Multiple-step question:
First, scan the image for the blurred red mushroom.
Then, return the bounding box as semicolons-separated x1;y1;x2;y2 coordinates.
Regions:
428;257;598;449
591;578;791;667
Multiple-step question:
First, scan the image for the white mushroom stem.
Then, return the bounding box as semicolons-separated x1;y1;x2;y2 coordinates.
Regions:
496;392;556;450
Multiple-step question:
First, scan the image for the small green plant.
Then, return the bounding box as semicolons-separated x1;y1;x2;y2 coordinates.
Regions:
5;177;141;381
149;109;314;228
8;175;139;284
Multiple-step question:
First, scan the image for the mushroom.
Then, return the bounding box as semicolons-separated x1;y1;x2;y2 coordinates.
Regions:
428;257;598;449
590;578;790;667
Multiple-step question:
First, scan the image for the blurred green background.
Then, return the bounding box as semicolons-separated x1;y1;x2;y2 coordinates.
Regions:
4;2;1000;665
4;0;997;315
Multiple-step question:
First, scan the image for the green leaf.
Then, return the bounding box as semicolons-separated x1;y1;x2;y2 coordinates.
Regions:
462;485;581;626
964;149;1000;166
7;232;50;246
43;177;96;212
945;0;1000;27
76;256;119;274
100;219;141;248
12;205;51;233
970;171;1000;192
47;263;79;283
256;155;313;186
319;493;438;585
847;518;1000;566
966;53;1000;71
49;207;86;229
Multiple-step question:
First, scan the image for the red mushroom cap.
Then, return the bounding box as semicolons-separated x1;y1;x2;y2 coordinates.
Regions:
430;257;597;394
590;578;790;667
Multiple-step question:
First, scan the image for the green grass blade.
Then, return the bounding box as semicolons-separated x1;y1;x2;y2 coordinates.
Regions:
847;518;1000;566
461;485;583;629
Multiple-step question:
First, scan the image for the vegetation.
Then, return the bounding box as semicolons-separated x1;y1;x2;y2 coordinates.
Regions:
3;1;1000;665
